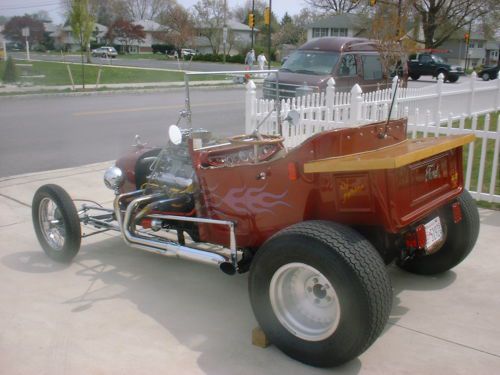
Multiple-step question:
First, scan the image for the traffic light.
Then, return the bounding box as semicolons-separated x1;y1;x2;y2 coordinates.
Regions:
369;0;377;5
248;13;255;28
464;33;470;43
264;7;270;25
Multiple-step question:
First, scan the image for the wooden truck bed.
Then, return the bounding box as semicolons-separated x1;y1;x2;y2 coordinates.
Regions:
304;134;475;173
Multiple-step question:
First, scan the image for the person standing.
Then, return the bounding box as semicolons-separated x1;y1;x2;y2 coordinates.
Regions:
257;51;267;71
245;49;255;68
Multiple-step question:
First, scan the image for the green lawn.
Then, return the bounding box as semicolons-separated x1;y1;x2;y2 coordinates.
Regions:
0;60;187;86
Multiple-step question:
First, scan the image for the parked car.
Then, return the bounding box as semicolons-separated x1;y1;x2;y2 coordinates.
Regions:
264;37;389;99
91;46;118;58
181;48;198;58
407;53;464;82
478;65;499;81
31;74;479;368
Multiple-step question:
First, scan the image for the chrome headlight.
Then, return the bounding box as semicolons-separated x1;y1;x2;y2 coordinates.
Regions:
104;165;124;191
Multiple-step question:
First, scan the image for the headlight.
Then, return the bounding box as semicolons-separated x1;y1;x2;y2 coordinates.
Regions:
104;165;124;191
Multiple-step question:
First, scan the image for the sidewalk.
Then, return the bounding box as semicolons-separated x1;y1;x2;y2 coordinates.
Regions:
0;80;241;95
1;163;499;374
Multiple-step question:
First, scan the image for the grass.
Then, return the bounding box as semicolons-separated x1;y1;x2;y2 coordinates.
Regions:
0;60;246;87
0;60;186;86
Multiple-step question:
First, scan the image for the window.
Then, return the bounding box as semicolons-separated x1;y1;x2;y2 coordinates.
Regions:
362;55;383;80
331;27;348;37
477;41;484;48
338;54;357;77
312;28;329;38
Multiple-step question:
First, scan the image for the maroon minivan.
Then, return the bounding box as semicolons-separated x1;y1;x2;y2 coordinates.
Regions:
263;37;389;99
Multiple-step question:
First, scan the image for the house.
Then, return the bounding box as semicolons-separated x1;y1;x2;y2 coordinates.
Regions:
439;31;499;68
306;14;368;41
56;23;108;51
120;19;165;53
194;19;256;55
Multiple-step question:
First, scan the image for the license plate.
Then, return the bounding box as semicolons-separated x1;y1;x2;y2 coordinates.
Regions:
424;217;443;249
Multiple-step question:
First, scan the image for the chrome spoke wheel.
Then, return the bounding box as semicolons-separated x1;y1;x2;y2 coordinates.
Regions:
38;197;66;251
270;262;341;341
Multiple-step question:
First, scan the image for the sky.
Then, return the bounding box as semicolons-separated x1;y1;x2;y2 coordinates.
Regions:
0;0;308;24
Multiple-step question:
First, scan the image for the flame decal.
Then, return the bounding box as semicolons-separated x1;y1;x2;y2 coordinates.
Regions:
207;184;291;215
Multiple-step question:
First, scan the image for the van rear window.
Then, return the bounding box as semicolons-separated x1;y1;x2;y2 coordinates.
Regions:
362;55;383;80
280;51;340;76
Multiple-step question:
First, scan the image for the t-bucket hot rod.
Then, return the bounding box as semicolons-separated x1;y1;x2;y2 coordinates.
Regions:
32;72;479;367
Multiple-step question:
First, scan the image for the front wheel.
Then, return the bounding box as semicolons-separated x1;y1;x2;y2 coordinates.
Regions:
399;190;479;275
32;184;81;263
410;73;420;81
482;72;490;81
249;221;392;367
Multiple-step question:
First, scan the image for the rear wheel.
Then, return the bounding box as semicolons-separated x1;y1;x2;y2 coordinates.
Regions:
32;184;81;263
399;190;479;275
447;75;459;83
249;221;392;367
410;73;420;80
482;72;490;81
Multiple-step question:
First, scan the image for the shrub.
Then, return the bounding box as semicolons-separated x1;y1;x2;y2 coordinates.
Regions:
2;56;18;83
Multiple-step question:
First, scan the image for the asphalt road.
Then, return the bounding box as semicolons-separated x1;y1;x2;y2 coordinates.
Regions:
0;88;248;177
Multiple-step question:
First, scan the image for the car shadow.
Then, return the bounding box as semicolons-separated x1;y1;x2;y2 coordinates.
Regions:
1;236;457;373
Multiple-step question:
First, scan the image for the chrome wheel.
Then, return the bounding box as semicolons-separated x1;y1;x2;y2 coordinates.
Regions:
270;262;341;341
38;197;66;251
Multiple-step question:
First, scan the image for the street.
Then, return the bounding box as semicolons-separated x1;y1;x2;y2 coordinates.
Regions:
0;88;247;177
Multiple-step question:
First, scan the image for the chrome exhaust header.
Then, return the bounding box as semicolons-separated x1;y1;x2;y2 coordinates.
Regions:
113;190;237;275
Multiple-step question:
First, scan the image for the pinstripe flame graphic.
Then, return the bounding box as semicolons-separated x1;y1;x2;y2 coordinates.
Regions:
207;184;291;215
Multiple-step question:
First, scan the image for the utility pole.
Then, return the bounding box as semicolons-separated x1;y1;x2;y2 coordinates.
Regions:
465;22;472;71
266;0;272;70
223;0;227;64
251;0;255;50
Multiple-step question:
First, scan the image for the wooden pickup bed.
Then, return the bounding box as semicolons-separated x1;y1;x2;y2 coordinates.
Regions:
304;134;475;173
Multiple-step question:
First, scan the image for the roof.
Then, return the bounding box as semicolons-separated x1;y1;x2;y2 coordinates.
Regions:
306;14;365;30
134;19;162;31
299;37;377;52
196;19;256;32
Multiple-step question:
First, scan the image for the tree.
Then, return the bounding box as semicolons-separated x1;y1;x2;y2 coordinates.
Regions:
412;0;499;48
106;19;146;53
2;56;18;84
3;16;45;45
192;0;227;55
281;12;293;26
69;0;95;87
370;1;416;84
122;0;174;21
304;0;361;14
157;4;195;50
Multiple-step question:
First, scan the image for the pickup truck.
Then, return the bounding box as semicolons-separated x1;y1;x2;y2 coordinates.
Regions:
408;53;464;83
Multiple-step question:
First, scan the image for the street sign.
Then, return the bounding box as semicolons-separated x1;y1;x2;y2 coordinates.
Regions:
22;27;30;37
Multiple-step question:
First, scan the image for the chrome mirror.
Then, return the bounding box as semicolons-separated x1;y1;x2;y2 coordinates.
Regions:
168;125;183;145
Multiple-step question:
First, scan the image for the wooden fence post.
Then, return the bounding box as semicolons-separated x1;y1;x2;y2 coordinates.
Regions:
468;71;477;116
245;79;257;134
349;84;363;125
325;78;335;108
435;73;444;125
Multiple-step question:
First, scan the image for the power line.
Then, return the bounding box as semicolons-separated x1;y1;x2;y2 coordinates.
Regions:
0;1;61;11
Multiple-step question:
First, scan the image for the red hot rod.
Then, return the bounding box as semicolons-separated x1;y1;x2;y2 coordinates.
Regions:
32;77;479;367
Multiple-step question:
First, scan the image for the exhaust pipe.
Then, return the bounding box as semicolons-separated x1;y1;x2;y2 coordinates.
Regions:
114;191;236;275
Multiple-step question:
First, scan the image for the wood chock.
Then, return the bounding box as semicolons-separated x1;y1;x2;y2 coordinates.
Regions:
252;326;270;348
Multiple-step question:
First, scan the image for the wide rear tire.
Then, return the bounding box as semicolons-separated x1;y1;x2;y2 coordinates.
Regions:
399;190;479;275
32;184;81;263
248;221;392;367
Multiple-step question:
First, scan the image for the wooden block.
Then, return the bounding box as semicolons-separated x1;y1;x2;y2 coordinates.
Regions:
252;326;270;348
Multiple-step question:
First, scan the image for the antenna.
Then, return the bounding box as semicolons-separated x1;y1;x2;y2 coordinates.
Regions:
378;77;399;139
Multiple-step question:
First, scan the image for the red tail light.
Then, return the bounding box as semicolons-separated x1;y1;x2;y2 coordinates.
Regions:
416;224;426;249
452;202;462;223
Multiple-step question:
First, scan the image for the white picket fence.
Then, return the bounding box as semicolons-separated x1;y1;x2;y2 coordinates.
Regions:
244;74;500;203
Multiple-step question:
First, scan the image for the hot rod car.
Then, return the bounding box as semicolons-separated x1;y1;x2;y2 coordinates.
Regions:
32;75;479;367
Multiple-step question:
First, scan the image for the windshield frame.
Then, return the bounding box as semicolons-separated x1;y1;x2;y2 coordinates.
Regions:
280;50;340;76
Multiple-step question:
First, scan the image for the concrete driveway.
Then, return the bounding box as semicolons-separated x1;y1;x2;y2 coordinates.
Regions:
0;163;499;374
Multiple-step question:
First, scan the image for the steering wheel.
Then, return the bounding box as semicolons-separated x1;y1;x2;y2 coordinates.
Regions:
228;133;284;146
